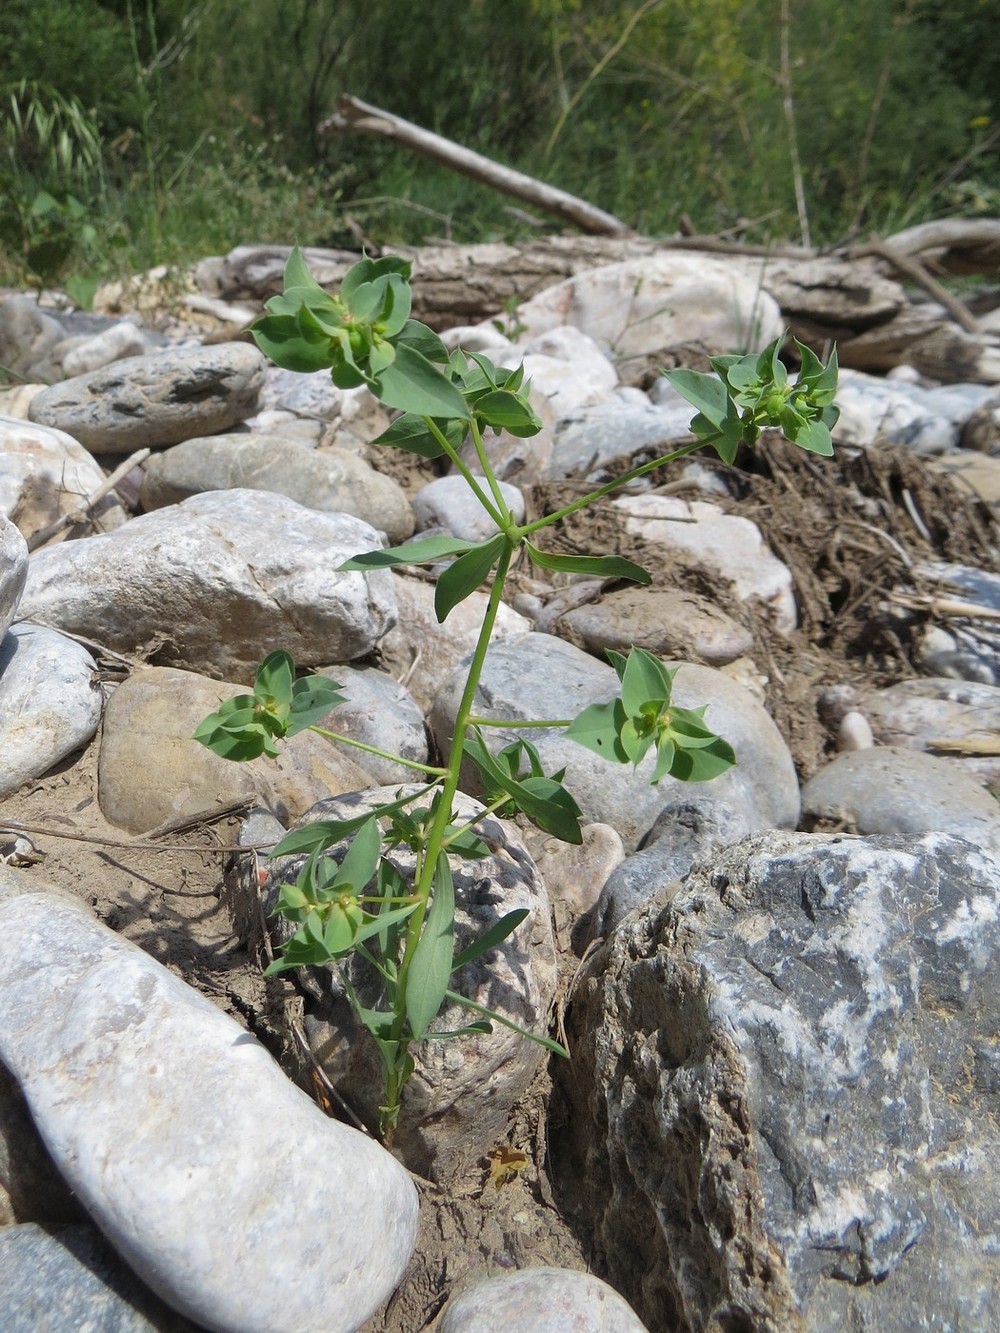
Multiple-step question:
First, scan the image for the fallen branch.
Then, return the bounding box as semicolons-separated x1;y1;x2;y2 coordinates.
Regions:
857;237;980;333
319;94;635;238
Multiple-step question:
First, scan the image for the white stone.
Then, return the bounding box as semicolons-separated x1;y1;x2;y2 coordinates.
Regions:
60;322;151;378
412;474;525;542
435;1267;648;1332
0;415;127;541
611;493;797;633
0;890;418;1333
832;369;958;455
0;516;28;639
0;624;103;800
18;490;397;681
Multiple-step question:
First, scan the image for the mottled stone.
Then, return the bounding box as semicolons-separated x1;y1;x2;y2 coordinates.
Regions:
861;676;1000;787
18;490;397;681
264;788;557;1182
61;321;152;378
0;415;126;541
140;432;414;544
435;1267;648;1332
97;666;373;834
28;342;267;453
0;624;103;799
412;474;525;542
562;831;1000;1332
547;398;696;480
0;890;419;1333
313;662;429;785
832;369;959;455
0;514;28;638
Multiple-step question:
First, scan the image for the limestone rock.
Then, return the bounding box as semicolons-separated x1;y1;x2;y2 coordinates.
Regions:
60;321;152;379
28;343;267;454
860;676;1000;787
1;514;28;638
0;890;419;1333
547;398;697;480
18;490;397;681
97;666;374;834
263;788;558;1182
0;415;127;542
832;369;958;454
429;634;800;851
435;1267;648;1332
140;432;414;544
312;662;429;785
0;624;103;799
562;830;1000;1332
412;474;524;542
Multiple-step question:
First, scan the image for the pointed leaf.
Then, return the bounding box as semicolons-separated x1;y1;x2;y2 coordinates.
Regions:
794;418;835;457
255;650;294;708
475;389;542;437
434;534;505;622
523;543;650;584
336;816;382;893
370;412;466;459
668;734;737;782
564;699;629;764
251;314;333;373
405;853;455;1040
339;534;483;571
287;675;346;733
662;368;731;428
444;989;568;1057
283;246;326;294
620;648;674;716
451;909;530;971
397;319;449;364
374;342;470;419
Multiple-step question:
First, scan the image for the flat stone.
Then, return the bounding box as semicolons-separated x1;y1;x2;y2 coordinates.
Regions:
429;634;799;851
612;494;797;633
435;1267;648;1332
312;662;429;785
18;490;397;681
97;666;373;834
547;398;697;480
140;432;414;544
61;321;152;378
861;676;1000;788
28;342;267;454
554;585;754;666
562;830;1000;1332
263;788;557;1182
412;474;524;542
0;624;103;799
0;415;127;542
0;1223;194;1332
802;746;1000;859
527;822;626;919
0;514;28;638
0;890;419;1333
832;369;958;455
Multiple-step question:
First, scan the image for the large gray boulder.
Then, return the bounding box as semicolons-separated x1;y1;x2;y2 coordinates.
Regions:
17;489;397;681
562;830;1000;1332
28;342;266;454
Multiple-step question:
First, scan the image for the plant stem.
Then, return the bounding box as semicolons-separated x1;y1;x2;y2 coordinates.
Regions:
467;416;513;525
515;440;705;537
468;716;573;729
423;416;507;529
307;725;446;776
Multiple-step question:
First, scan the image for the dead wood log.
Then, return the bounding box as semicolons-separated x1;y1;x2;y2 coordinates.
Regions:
320;94;635;238
857;218;1000;276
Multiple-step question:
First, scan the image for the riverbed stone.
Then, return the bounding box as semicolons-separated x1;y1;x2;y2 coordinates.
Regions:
0;415;127;541
140;432;414;543
412;474;525;542
312;662;429;785
264;788;557;1182
435;1267;648;1332
547;398;697;480
0;623;103;799
802;746;1000;859
0;890;419;1333
28;342;267;454
429;634;799;851
561;830;1000;1332
97;665;373;834
860;676;1000;787
832;369;958;454
17;489;397;681
1;514;28;638
553;585;754;666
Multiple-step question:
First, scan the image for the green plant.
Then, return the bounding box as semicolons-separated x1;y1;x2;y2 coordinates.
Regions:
196;249;838;1141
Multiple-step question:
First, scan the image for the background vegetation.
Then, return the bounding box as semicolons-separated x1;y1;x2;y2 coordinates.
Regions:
1;0;997;291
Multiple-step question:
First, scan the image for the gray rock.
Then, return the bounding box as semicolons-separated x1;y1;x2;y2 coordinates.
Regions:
562;830;1000;1332
592;794;766;937
802;746;1000;859
97;665;374;834
833;369;958;455
435;1267;648;1332
313;662;429;785
861;676;1000;787
0;1223;194;1332
428;634;800;851
0;1059;84;1227
61;321;152;378
527;822;626;920
0;890;419;1333
0;415;127;541
547;398;696;480
28;342;267;454
0;624;103;799
0;296;66;381
18;490;397;681
554;585;754;667
140;433;414;544
1;514;28;638
264;788;557;1182
960;392;1000;453
412;474;525;542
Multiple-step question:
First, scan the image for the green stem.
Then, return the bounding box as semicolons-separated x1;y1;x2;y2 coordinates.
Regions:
515;440;705;538
423;416;507;529
381;541;516;1121
468;416;513;526
307;725;446;777
468;716;573;729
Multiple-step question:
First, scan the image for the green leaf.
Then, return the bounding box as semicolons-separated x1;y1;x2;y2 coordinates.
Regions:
474;389;543;437
523;543;650;584
444;989;568;1057
255;650;294;709
465;732;583;843
662;368;731;428
374;342;470;419
352;900;418;947
434;534;505;622
396;319;449;364
251;313;334;373
451;909;529;971
341;254;411;301
564;699;629;764
339;534;483;571
378;279;413;337
667;734;736;782
336;816;382;893
794;418;835;456
422;1022;493;1040
405;853;455;1040
287;675;346;734
620;648;674;716
283;245;326;294
271;813;378;859
370;412;466;459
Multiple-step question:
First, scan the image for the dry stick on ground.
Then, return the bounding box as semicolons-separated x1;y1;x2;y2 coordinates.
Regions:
319;94;635;238
26;447;151;552
859;238;980;333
